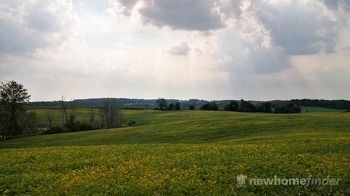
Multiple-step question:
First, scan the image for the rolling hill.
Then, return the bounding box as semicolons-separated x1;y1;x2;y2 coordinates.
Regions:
0;110;349;194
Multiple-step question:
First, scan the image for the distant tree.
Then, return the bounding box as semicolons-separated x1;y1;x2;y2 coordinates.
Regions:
200;102;218;111
238;99;256;112
189;105;195;110
102;99;122;128
0;81;35;139
224;101;239;111
175;102;181;110
156;98;168;110
88;107;95;124
60;96;68;125
22;111;38;135
46;111;54;130
275;101;301;113
200;103;210;110
261;102;272;113
64;113;79;131
168;103;175;110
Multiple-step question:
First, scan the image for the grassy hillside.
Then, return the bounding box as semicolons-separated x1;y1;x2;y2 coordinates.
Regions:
0;110;349;194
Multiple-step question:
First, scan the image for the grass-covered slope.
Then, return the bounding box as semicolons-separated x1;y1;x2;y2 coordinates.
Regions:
1;110;350;148
0;110;349;194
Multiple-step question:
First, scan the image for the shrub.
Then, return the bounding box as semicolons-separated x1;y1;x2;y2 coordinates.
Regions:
128;121;136;126
43;126;66;134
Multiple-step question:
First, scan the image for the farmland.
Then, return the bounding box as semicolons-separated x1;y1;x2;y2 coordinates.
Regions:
0;110;350;194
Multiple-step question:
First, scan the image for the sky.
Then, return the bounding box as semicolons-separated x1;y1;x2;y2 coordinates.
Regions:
0;0;350;101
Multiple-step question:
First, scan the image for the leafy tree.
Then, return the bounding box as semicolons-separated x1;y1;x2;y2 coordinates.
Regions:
189;105;195;110
261;102;272;113
0;81;35;139
168;103;175;110
238;99;256;112
275;101;301;113
156;98;168;110
175;102;181;110
224;101;239;111
200;103;210;110
64;113;79;131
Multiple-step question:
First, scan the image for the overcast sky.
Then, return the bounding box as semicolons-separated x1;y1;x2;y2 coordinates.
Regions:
0;0;350;101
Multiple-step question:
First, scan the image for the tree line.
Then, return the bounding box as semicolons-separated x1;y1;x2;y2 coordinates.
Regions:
46;97;123;134
155;98;182;110
0;81;123;139
195;99;301;113
2;81;341;140
30;98;350;111
155;98;301;113
292;99;350;110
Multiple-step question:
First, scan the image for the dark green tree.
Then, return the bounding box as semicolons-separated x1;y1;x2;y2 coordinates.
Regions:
188;105;195;110
175;102;181;110
168;103;175;110
0;81;33;139
200;102;218;111
261;102;272;113
238;99;256;112
275;101;301;113
156;98;168;110
64;113;79;131
224;101;239;111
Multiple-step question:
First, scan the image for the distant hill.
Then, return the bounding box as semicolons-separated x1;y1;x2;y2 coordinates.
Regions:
29;98;350;110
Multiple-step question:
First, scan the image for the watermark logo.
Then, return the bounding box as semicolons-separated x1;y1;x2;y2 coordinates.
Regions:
236;174;247;187
236;175;340;186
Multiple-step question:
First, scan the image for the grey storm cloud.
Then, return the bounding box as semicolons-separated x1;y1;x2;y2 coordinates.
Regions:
26;11;61;33
0;0;75;55
117;0;225;31
114;0;347;55
112;0;350;75
0;18;41;54
219;0;349;74
219;29;290;75
117;0;138;10
167;42;191;56
321;0;350;11
255;1;339;55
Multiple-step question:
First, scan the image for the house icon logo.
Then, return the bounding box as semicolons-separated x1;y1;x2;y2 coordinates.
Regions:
237;174;247;187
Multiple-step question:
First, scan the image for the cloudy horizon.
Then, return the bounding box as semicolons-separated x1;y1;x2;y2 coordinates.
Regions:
1;0;350;101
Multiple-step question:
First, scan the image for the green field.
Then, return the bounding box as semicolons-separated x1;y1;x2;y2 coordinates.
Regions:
0;110;350;195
